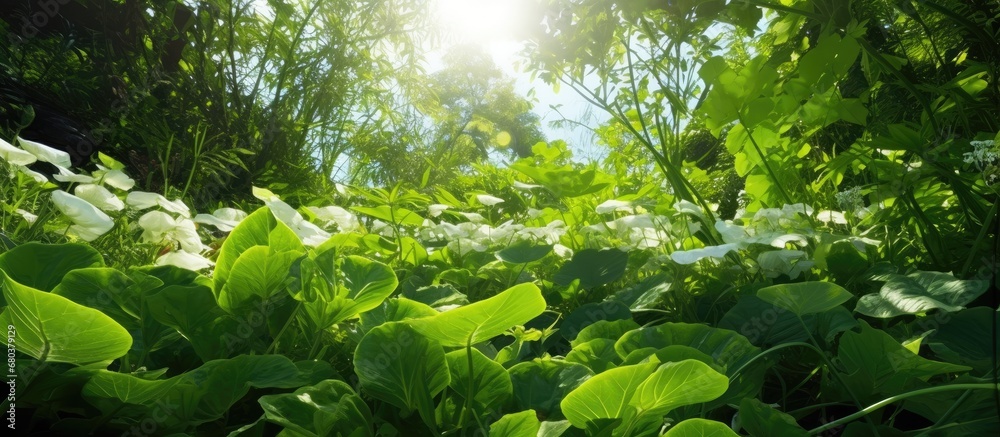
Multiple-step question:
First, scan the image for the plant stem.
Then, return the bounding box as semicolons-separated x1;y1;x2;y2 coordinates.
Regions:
808;384;999;435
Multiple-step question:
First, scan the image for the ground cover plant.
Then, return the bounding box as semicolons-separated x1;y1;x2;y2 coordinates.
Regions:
1;0;999;436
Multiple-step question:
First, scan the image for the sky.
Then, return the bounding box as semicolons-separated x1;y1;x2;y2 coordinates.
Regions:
428;0;605;161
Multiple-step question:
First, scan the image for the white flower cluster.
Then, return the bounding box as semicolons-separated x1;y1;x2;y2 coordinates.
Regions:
416;216;570;257
963;139;999;184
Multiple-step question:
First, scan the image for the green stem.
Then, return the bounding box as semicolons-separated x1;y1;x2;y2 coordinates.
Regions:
808;384;1000;435
265;301;302;355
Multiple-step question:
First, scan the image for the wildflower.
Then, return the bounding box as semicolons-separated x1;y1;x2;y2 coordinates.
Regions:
194;208;248;232
427;204;450;217
0;137;37;165
670;243;739;265
92;165;136;191
127;191;192;217
50;190;115;241
155;250;214;271
138;211;204;253
476;194;505;206
15;209;37;224
17;137;71;168
596;199;633;214
307;205;360;232
74;184;125;212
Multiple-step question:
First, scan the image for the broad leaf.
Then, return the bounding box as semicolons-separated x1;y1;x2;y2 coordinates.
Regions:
214;207;304;294
561;362;658;429
554;249;629;289
354;323;449;422
218;246;302;313
757;281;853;316
0;242;103;292
2;272;131;365
446;347;512;412
663;419;739;436
497;240;553;264
259;379;374;437
855;271;989;318
738;398;808;437
491;410;542;437
629;360;729;418
408;283;545;347
509;359;593;419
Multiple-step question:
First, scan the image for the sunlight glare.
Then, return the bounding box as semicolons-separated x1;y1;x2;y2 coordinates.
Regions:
434;0;528;44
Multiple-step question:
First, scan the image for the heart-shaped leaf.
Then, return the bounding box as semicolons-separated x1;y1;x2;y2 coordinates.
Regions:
757;281;853;316
408;283;545;347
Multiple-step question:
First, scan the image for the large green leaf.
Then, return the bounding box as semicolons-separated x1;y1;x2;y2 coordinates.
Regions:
561;301;631;342
629;359;729;418
662;419;739;436
566;338;621;373
81;370;184;415
214;207;304;294
738;398;808;437
561;362;658;430
497;240;553;264
0;242;103;293
926;307;1000;375
553;249;629;289
408;283;545;347
835;321;971;402
718;296;857;346
446;347;512;412
491;410;542;437
509;359;593;419
1;272;131;365
855;271;989;318
572;319;641;348
259;379;374;437
354;323;449;423
302;255;399;329
757;281;853;316
51;267;138;330
217;246;302;313
358;297;437;334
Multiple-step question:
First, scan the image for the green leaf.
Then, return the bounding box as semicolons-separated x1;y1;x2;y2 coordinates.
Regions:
573;319;640;348
719;296;858;346
509;359;593;419
566;338;621;373
215;207;304;294
401;284;469;309
663;419;739;436
926;307;1000;375
302;255;398;329
497;240;553;264
561;362;658;429
351;205;425;226
629;360;729;418
1;271;131;365
81;370;184;415
218;246;302;313
259;379;374;437
553;249;629;289
855;271;989;318
0;242;103;292
607;274;671;310
354;323;449;421
358;297;437;334
491;410;542;437
738;398;808;437
446;347;513;412
51;267;138;330
562;301;631;342
757;281;853;316
836;321;971;402
408;283;545;347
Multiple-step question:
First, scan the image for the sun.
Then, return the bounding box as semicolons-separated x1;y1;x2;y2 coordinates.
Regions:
433;0;532;44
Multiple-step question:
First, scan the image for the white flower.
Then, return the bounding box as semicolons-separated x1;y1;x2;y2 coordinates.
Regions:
126;191;191;217
458;212;486;223
194;208;247;232
0;137;37;165
74;184;125;211
155;250;214;271
512;180;543;190
15;165;48;183
673;200;706;220
307;205;360;232
427;204;450;217
15;209;37;224
52;165;95;184
596;199;633;214
715;220;749;244
50;190;115;241
93;165;136;191
447;238;487;256
670;243;739;265
816;210;847;225
17;137;71;168
138;211;204;253
476;194;505;206
553;244;573;258
261;197;330;246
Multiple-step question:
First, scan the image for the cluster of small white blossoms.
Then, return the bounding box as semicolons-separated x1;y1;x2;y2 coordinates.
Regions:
964;139;999;184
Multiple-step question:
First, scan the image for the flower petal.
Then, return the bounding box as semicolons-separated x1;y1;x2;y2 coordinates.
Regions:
74;184;125;211
51;190;114;241
17;137;72;168
0;137;37;165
